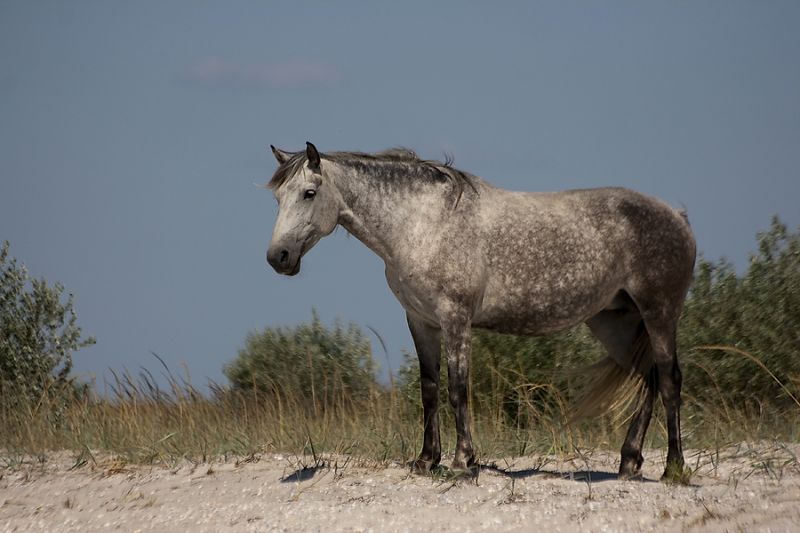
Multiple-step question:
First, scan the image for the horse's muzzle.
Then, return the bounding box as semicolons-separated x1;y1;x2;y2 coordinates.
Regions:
267;245;301;276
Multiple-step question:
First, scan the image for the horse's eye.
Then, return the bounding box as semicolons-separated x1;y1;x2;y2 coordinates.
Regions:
304;189;316;200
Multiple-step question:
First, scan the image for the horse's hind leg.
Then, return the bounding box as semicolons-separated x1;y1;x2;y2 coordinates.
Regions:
618;368;656;478
586;304;655;479
642;318;685;480
407;313;443;472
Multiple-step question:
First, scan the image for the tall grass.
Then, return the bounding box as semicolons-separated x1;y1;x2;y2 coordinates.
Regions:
2;344;797;468
1;368;409;466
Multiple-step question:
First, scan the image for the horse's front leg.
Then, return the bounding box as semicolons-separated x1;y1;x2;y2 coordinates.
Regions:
442;313;476;472
407;314;442;472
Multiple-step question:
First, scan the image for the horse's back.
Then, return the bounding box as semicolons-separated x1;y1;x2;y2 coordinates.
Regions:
481;185;694;265
472;186;695;334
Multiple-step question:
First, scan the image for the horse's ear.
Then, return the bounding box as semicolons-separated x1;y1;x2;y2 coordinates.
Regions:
306;141;321;171
270;145;291;165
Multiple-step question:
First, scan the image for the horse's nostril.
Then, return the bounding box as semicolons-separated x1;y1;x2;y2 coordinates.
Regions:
279;250;289;264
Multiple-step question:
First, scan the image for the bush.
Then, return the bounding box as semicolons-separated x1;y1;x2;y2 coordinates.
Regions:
224;310;379;410
0;241;95;401
679;216;800;407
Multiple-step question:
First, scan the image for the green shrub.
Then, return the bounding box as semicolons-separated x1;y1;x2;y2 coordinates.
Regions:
0;241;95;402
679;216;800;408
224;310;379;410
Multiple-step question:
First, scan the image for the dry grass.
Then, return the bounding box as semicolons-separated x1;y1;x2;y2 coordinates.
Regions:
2;346;798;472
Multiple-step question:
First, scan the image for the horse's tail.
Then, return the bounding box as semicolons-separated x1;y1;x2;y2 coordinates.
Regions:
570;327;653;423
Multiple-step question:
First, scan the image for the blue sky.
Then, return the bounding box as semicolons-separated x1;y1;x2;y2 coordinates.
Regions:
1;1;798;387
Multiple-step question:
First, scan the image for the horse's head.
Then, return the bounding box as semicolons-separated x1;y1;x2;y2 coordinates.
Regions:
266;142;340;276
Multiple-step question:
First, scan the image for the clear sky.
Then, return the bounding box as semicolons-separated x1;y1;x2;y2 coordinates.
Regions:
1;1;798;388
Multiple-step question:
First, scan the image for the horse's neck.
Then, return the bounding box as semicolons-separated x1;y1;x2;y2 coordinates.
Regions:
332;167;435;264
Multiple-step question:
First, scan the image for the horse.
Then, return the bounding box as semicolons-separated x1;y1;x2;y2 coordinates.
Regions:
265;142;696;481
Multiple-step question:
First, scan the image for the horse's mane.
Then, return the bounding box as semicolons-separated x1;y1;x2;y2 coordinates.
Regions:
267;147;478;205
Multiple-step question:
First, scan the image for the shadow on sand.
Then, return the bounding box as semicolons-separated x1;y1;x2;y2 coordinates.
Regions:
280;462;657;484
479;463;656;483
280;465;324;483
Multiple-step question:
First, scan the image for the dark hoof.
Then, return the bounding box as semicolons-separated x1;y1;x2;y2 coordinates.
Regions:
618;457;643;480
451;458;479;479
618;468;643;481
452;450;476;470
661;460;691;485
410;458;438;474
421;463;477;481
460;464;480;479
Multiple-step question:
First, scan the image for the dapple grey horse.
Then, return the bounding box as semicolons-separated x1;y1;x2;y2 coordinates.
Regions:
265;142;696;480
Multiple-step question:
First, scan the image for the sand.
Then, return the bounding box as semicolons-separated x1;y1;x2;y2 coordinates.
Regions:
2;443;799;532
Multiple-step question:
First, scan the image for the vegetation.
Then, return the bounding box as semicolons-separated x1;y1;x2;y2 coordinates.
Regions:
680;216;800;409
1;218;798;468
224;310;377;409
0;241;95;403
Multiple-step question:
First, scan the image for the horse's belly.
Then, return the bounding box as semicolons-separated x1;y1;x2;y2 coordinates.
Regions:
473;279;619;336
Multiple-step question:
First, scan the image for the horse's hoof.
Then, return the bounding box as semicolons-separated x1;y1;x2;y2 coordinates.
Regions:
661;460;691;485
618;458;643;480
410;458;436;474
451;460;479;479
618;468;643;481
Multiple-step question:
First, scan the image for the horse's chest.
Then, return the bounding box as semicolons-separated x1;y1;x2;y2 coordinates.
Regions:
384;268;439;320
